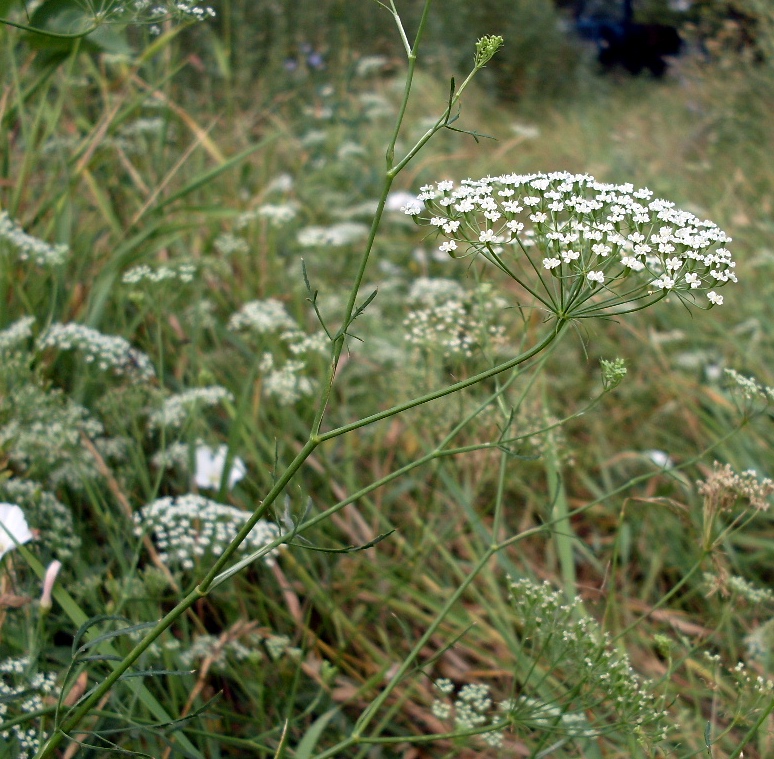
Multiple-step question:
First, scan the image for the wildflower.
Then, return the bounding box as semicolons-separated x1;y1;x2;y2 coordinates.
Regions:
404;281;508;359
36;323;155;380
296;222;369;247
228;299;297;334
415;172;736;318
0;317;35;354
508;578;669;741
0;504;33;560
0;211;69;267
123;262;196;284
194;445;246;490
149;386;233;430
600;357;627;391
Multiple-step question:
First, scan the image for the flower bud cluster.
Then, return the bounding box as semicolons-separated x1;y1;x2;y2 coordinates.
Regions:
403;278;508;359
134;494;281;571
412;172;736;316
509;578;668;742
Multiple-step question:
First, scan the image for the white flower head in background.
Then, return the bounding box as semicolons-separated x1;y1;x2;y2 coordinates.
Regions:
0;503;33;560
194;445;246;490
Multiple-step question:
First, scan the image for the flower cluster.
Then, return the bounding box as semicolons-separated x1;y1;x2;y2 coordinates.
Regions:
703;651;774;721
412;172;736;316
122;262;196;285
297;222;369;248
0;383;104;488
431;679;505;748
134;494;282;571
0;211;69;267
0;316;35;354
403;278;508;359
213;233;250;256
698;462;774;514
179;631;299;671
37;323;155;380
148;386;233;430
228;299;297;334
229;299;327;405
0;658;57;758
725;368;774;402
509;578;668;742
98;0;215;27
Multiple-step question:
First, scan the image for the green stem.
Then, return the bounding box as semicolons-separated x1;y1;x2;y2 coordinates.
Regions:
319;321;569;443
309;0;433;437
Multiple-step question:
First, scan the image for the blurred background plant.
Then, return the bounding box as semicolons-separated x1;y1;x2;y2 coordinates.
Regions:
0;0;774;756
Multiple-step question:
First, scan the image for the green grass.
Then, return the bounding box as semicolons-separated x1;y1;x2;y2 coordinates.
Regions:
1;7;774;758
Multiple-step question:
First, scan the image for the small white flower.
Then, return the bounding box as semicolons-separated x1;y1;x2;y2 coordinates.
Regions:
439;240;457;254
561;249;580;264
194;446;246;490
587;270;605;284
0;503;33;560
707;291;724;305
542;257;561;270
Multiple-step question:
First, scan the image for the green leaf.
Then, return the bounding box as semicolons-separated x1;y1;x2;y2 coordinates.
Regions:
293;709;339;759
26;0;130;55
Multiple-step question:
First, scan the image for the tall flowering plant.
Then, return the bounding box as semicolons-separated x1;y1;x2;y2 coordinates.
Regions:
24;1;749;756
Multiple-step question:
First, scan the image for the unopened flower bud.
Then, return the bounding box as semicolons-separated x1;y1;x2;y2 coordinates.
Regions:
40;560;62;614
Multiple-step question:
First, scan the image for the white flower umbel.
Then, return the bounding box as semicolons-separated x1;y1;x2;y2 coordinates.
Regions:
403;279;508;359
0;503;33;560
228;298;298;334
134;494;281;571
0;211;69;267
149;386;234;430
194;445;246;490
36;323;155;380
0;657;57;756
414;172;737;318
296;222;369;248
122;262;196;285
0;316;35;354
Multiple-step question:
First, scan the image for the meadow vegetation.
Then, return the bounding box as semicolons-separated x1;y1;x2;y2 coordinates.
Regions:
1;0;774;756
